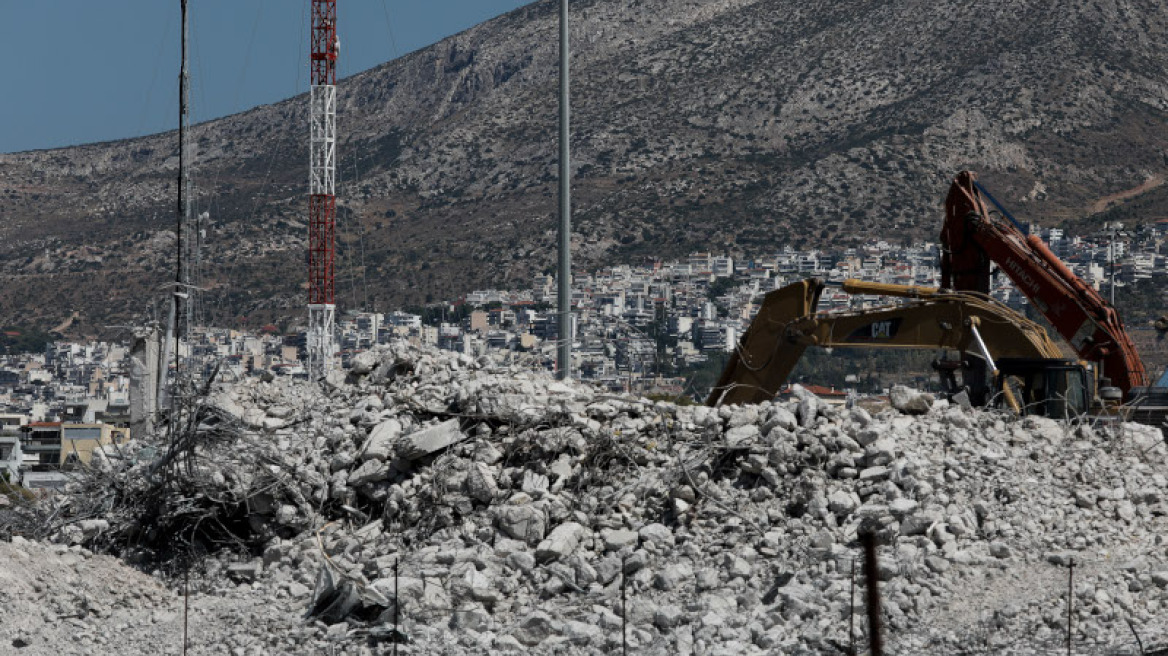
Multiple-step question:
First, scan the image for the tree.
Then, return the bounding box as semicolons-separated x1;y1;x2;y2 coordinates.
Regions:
707;276;737;301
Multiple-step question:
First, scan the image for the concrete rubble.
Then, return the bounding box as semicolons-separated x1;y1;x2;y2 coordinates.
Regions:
2;339;1168;655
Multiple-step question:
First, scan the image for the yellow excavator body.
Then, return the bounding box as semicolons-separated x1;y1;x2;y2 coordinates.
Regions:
707;278;1064;407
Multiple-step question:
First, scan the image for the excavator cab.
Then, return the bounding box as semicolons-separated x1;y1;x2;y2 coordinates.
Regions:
995;358;1090;419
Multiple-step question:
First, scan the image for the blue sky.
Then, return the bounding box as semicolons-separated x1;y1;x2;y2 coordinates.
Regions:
1;0;533;154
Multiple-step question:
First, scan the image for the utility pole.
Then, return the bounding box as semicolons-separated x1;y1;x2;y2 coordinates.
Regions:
1107;220;1116;305
159;0;191;411
556;0;572;380
1108;222;1119;307
178;0;192;345
307;0;338;381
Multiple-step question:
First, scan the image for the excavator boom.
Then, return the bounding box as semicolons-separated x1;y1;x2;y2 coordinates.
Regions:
941;171;1148;397
708;279;820;406
708;278;1064;406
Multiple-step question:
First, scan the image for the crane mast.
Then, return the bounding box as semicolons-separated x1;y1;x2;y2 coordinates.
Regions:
307;0;338;380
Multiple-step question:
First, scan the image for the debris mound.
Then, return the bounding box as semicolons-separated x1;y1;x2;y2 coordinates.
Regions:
2;340;1168;655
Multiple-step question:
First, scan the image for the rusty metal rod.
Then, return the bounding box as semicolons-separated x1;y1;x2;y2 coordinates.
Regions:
621;560;628;656
1067;557;1075;656
861;532;884;656
183;563;190;656
394;557;400;656
849;558;857;656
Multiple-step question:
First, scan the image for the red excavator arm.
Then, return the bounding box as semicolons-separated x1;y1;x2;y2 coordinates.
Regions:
940;171;1148;398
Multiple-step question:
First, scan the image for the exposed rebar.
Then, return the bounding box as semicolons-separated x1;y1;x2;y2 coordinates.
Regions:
621;558;628;656
183;563;190;655
1067;557;1075;656
861;531;884;656
1126;618;1146;656
849;557;857;655
394;557;400;656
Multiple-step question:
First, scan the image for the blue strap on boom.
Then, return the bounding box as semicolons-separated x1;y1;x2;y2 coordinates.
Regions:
973;180;1029;235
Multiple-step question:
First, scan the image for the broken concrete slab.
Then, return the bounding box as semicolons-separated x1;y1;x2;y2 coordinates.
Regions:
361;418;402;462
889;385;934;415
535;521;588;563
348;350;380;376
399;419;465;460
227;561;263;584
602;528;639;552
349;459;389;486
494;504;547;545
466;462;500;504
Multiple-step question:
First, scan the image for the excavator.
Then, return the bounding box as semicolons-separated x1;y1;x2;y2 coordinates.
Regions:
942;170;1168;429
941;170;1148;401
707;277;1092;418
710;172;1165;430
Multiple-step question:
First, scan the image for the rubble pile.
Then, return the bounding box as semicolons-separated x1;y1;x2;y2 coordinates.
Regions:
0;537;177;652
4;340;1168;655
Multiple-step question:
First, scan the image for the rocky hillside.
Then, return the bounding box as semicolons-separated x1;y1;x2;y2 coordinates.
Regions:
3;0;1168;335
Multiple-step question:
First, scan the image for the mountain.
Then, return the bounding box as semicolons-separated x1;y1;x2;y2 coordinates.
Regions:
2;0;1168;337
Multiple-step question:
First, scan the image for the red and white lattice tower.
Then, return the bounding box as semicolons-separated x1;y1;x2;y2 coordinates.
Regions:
307;0;338;380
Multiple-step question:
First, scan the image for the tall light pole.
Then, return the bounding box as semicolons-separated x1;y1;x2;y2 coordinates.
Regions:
159;0;192;411
177;0;192;345
556;0;572;380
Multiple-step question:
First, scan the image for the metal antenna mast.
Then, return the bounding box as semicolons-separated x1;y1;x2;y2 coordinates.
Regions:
307;0;338;381
556;0;572;380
